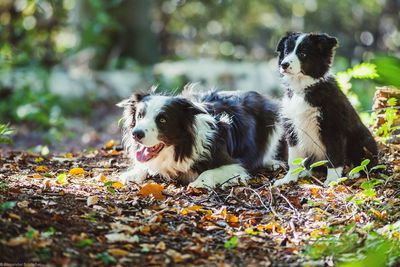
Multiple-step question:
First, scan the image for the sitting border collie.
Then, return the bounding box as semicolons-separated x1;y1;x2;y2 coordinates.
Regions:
117;89;284;188
274;32;378;186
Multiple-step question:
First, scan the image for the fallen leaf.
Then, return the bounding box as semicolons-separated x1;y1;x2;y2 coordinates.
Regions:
138;183;165;200
156;241;166;251
104;139;115;149
17;200;29;208
56;173;68;185
107;248;129;257
87;196;99;206
35;165;49;172
97;174;108;182
4;236;29;246
112;181;124;189
181;205;202;215
29;174;44;179
105;233;139;243
8;213;21;220
69;168;85;176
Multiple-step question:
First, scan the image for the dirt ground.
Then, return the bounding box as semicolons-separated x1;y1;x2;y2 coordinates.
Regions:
0;139;399;266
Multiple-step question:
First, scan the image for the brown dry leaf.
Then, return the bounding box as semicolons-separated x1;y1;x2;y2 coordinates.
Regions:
156;241;166;251
87;196;99;206
28;173;44;179
17;200;29;208
107;248;129;257
69;167;85;176
8;213;21;220
35;165;49;172
138;183;165;200
5;236;29;246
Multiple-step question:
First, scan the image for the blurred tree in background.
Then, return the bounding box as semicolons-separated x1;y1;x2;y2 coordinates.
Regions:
0;0;399;148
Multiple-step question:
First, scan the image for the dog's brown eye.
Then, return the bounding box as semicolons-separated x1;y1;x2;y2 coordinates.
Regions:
137;112;144;119
158;116;167;123
298;52;306;58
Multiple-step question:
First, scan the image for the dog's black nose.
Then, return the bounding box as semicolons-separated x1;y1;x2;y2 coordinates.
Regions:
132;129;145;141
281;62;290;70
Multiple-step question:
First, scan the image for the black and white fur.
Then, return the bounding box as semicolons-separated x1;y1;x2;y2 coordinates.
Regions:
117;89;284;189
274;32;378;186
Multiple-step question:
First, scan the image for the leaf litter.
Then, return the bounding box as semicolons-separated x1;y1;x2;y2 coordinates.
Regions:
0;138;399;266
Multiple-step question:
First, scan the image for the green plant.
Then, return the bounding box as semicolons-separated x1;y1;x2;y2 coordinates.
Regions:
290;157;329;176
0;123;14;144
348;159;386;180
224;236;239;249
375;97;400;142
304;228;400;266
336;62;379;111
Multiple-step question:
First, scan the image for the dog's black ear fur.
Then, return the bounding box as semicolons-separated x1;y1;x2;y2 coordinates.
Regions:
276;32;299;54
310;33;338;51
116;93;147;108
276;36;288;54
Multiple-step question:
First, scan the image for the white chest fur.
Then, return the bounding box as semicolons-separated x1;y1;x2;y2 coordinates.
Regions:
281;92;326;159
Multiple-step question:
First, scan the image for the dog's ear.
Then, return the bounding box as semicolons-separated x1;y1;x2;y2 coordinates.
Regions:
310;33;338;51
276;32;298;54
276;36;288;54
116;93;147;108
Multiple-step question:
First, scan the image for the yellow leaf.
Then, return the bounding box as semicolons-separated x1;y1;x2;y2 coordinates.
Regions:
97;174;108;182
104;139;115;149
35;165;48;172
112;181;124;189
34;157;44;163
69;167;85;176
29;174;44;179
138;183;165;200
56;173;68;185
257;222;285;233
65;152;73;158
181;205;202;215
107;248;129;257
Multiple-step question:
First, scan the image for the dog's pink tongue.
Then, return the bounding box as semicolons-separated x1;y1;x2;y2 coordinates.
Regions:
136;147;153;162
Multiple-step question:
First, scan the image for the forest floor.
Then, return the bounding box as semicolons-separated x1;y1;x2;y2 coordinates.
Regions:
0;138;399;267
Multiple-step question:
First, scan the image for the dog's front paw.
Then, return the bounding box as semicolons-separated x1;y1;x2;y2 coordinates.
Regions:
189;164;248;189
273;172;298;187
119;166;148;185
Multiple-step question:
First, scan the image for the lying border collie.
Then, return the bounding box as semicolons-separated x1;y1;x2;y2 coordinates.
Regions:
117;89;284;188
274;32;378;186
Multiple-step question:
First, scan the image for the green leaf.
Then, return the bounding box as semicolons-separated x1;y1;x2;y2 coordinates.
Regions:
104;181;113;187
77;239;94;248
25;228;39;240
81;212;97;222
291;167;306;175
56;173;68;185
292;157;305;165
387;97;397;107
349;166;365;177
361;159;371;167
362;188;376;198
1;201;16;212
107;187;116;194
96;252;116;264
309;160;329;169
370;165;386;172
224;236;239;249
42;227;56;238
350;63;379;79
245;228;261;235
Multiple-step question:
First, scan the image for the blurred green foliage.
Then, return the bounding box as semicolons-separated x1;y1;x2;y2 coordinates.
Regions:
304;227;400;266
